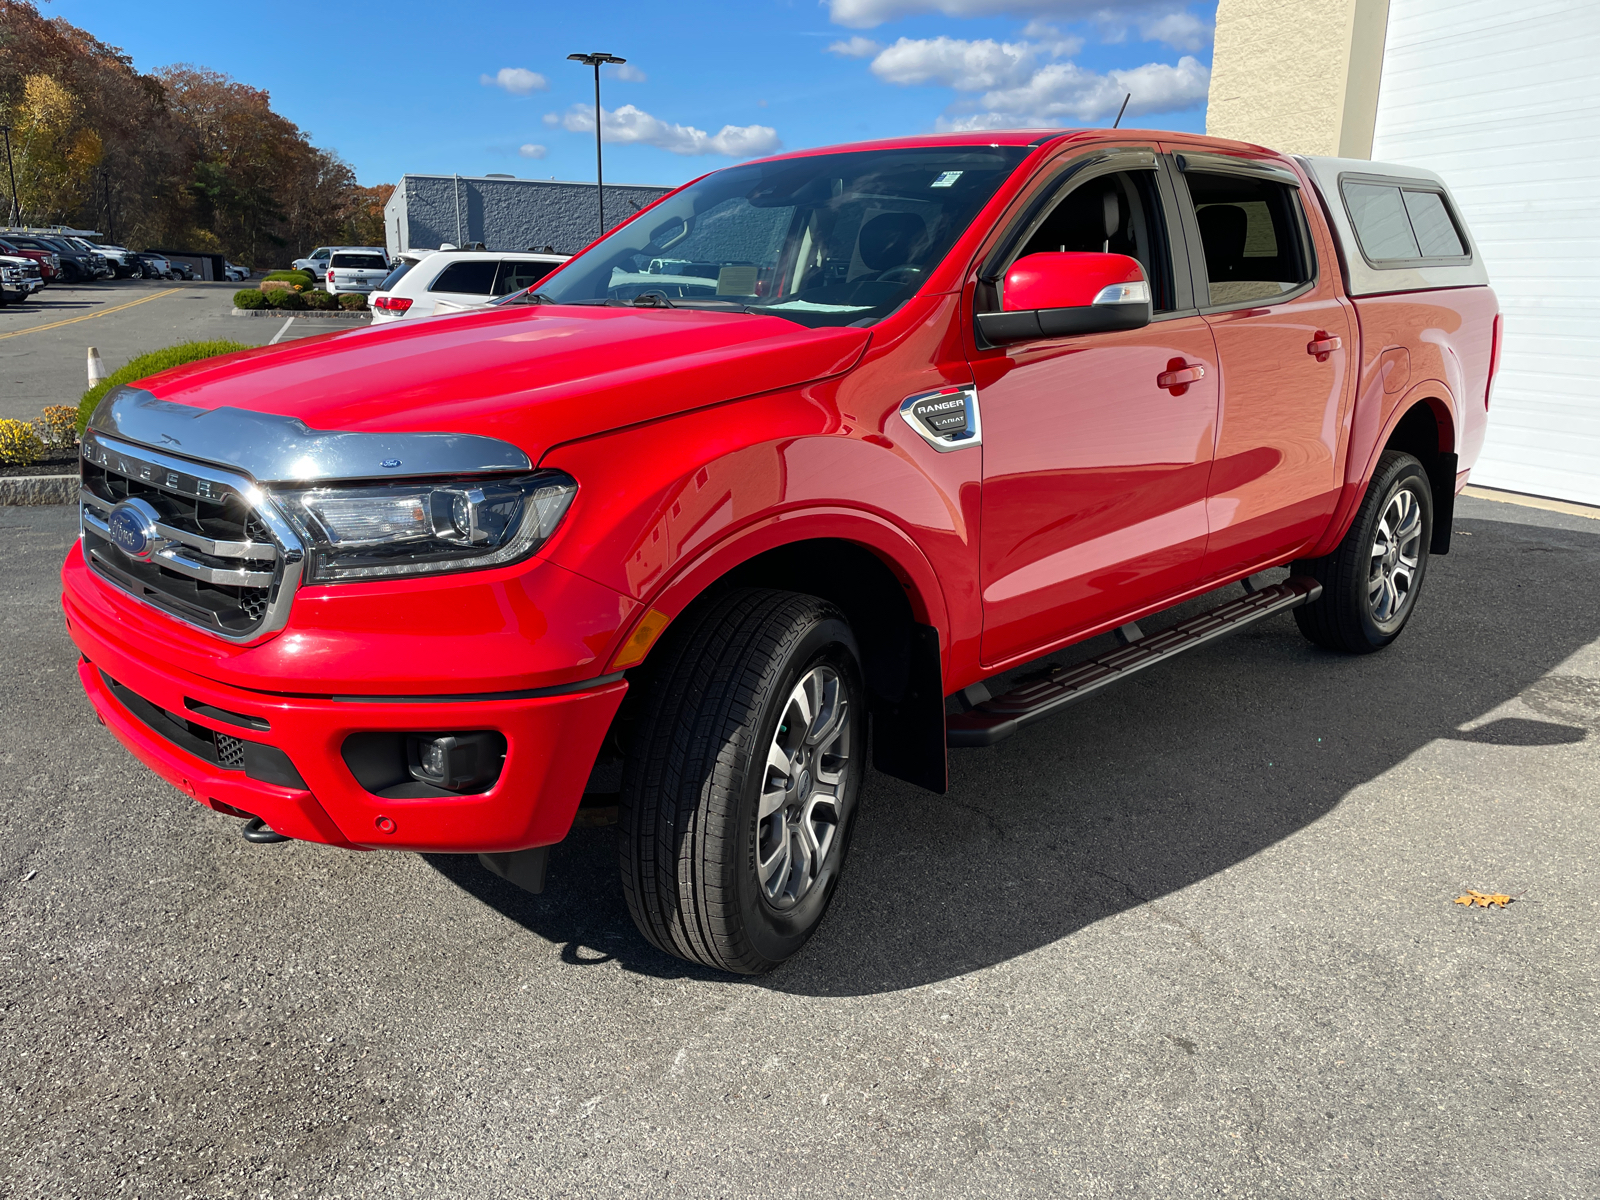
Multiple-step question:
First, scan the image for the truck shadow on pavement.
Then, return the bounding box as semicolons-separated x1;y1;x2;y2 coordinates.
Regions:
427;508;1598;996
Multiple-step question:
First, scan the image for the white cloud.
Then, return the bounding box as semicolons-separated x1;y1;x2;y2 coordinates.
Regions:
825;0;1133;29
1133;10;1212;52
936;53;1211;127
853;30;1205;125
828;36;883;58
869;36;1038;91
519;143;547;159
611;62;648;81
555;104;781;157
824;0;1213;51
481;67;548;95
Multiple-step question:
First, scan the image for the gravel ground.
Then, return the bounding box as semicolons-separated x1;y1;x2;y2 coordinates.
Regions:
1;496;1596;1198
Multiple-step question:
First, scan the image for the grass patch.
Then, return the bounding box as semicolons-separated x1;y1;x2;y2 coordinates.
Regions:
77;340;254;435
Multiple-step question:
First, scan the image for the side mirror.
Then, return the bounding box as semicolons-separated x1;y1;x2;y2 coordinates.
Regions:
977;252;1152;345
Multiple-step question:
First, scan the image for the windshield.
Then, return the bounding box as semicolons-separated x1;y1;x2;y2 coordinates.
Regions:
535;145;1028;329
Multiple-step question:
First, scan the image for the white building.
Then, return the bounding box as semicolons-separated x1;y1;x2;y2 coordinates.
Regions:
1209;0;1600;506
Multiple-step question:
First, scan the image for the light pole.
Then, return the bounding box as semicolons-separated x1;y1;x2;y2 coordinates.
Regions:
0;124;18;226
566;51;626;240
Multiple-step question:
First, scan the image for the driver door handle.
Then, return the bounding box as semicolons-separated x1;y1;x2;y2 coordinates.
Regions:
1307;331;1342;361
1157;359;1206;395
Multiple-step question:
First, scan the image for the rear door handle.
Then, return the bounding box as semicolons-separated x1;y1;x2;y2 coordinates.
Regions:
1307;331;1342;361
1157;359;1206;395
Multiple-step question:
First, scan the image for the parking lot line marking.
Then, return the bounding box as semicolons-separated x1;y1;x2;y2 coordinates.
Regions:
268;317;295;345
0;288;186;342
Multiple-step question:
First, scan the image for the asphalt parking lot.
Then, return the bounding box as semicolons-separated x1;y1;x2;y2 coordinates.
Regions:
2;495;1597;1198
0;278;366;421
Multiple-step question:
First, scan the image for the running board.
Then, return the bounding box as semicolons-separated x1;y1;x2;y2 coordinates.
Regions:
947;576;1322;747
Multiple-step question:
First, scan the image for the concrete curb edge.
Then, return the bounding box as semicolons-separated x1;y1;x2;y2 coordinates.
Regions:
0;474;76;506
230;308;369;319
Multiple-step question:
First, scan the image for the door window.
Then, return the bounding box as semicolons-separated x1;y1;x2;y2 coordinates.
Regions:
1007;169;1179;313
1183;171;1311;307
493;259;557;296
429;260;498;295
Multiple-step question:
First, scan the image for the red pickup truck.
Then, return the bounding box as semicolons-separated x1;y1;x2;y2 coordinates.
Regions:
63;130;1500;974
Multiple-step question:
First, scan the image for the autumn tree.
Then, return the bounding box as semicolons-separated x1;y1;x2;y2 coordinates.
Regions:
0;1;391;266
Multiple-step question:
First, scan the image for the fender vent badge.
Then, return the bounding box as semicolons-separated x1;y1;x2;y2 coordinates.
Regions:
898;385;981;453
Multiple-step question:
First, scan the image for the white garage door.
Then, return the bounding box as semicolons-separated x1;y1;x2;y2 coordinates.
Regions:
1371;0;1600;506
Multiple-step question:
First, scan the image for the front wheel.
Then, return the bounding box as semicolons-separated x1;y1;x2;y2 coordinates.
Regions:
618;589;866;974
1293;450;1433;653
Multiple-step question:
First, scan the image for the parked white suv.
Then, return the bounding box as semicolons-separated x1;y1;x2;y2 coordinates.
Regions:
292;245;383;277
368;249;567;323
324;250;389;295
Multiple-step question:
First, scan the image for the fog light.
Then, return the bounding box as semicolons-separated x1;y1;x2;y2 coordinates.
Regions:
406;732;505;792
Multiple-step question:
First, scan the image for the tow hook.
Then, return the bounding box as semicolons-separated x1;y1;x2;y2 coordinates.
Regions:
242;816;291;844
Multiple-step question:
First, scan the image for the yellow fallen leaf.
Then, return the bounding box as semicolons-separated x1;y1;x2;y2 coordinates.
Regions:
1454;890;1516;909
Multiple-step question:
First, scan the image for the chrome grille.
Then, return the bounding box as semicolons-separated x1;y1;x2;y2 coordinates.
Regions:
78;433;304;641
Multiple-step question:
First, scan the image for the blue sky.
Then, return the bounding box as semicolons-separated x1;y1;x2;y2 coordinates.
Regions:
50;0;1217;187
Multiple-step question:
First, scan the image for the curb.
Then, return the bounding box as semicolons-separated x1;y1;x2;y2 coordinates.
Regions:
231;308;369;319
0;474;76;506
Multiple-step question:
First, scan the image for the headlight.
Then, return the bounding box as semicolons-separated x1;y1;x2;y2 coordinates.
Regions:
274;472;576;583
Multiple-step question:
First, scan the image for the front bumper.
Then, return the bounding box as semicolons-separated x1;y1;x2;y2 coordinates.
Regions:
65;584;628;855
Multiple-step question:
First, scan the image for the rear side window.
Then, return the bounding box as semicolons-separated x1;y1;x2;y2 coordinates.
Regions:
1401;190;1465;257
1342;180;1468;264
430;260;498;295
493;259;557;296
378;261;413;291
331;253;387;269
1183;170;1312;307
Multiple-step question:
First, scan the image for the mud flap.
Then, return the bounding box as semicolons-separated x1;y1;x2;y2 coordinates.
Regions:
478;846;549;894
870;622;948;794
1431;451;1459;555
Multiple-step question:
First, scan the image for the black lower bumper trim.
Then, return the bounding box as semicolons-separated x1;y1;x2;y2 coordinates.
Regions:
99;670;307;789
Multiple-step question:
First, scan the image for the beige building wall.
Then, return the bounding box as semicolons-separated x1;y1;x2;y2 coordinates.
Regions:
1206;0;1391;157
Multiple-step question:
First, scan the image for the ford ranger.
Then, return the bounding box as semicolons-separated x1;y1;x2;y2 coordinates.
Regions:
62;131;1500;974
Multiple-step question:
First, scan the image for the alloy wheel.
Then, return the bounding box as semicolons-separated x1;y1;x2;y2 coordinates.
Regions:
1368;485;1423;625
757;664;853;910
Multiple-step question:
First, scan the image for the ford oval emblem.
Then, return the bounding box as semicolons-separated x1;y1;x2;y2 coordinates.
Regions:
380;458;401;469
106;498;161;561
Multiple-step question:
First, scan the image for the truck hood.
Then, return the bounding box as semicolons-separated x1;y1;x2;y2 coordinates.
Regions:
133;304;870;470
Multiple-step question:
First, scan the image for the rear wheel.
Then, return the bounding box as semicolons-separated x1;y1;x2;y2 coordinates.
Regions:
1293;450;1433;653
618;589;865;974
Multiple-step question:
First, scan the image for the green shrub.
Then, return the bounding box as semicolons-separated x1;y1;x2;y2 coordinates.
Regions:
304;288;339;310
338;292;367;311
271;289;306;310
263;270;316;286
234;288;268;309
0;418;43;466
76;341;253;435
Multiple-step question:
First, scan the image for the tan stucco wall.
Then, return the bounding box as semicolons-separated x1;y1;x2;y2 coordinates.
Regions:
1206;0;1390;157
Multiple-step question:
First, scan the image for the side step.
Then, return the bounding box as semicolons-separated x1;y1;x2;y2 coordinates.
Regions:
947;575;1322;747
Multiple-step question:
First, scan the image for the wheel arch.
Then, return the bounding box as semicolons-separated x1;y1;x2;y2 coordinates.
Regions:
1381;390;1458;555
604;511;951;794
1314;382;1460;559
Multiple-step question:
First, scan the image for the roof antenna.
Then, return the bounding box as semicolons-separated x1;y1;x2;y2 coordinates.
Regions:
1112;93;1131;129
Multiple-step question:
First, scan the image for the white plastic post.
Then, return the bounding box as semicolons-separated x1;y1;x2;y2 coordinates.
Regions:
86;346;108;385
